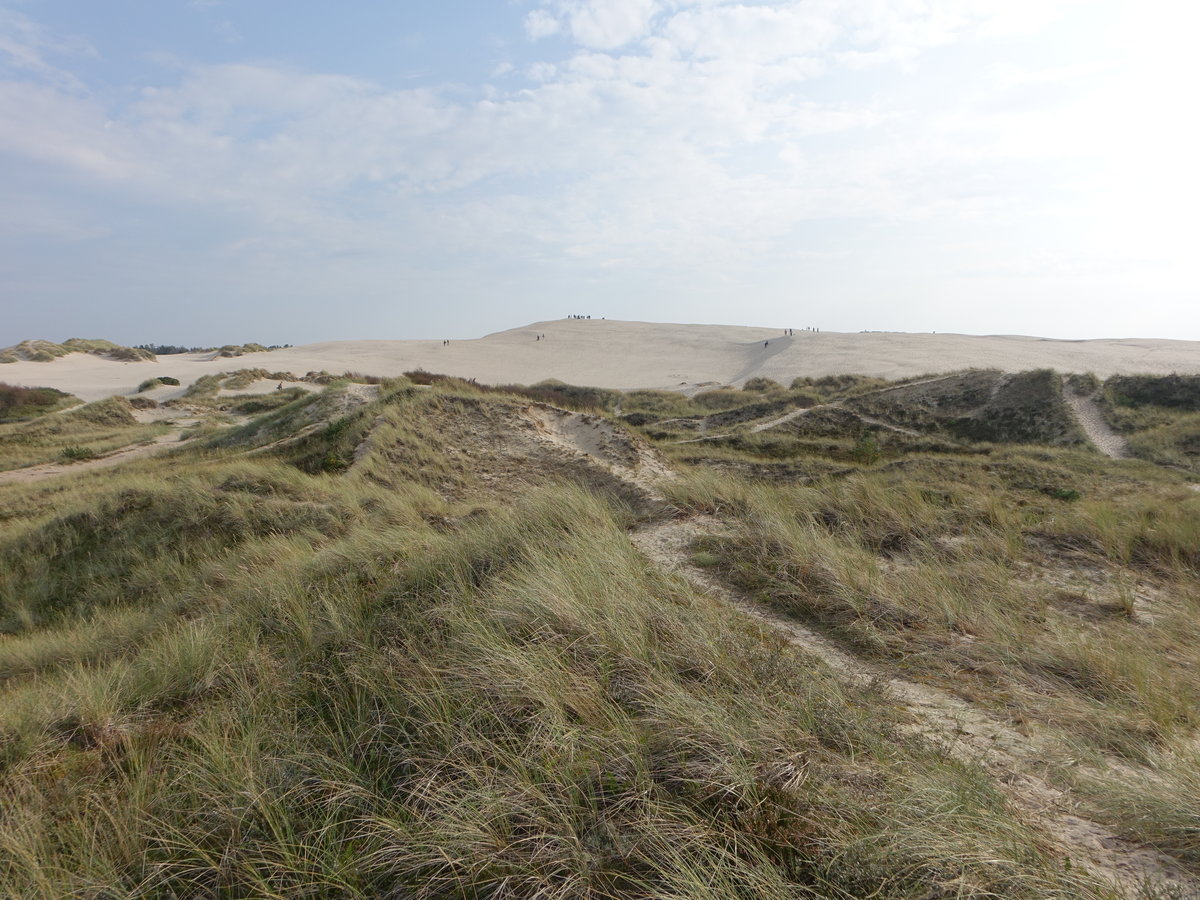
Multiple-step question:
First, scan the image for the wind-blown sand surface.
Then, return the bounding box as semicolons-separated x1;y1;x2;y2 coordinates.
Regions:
4;319;1200;401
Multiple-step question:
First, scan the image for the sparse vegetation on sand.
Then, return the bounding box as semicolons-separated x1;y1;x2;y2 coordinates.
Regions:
134;342;293;356
176;368;301;403
1;338;295;366
0;371;1198;897
0;338;157;364
136;376;181;392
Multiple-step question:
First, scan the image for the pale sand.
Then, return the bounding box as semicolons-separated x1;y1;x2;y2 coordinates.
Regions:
3;319;1199;401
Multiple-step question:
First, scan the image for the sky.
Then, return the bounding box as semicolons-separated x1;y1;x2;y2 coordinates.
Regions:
1;0;1197;346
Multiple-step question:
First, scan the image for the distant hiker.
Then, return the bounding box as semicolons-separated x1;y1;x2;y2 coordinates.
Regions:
764;341;769;348
276;382;283;390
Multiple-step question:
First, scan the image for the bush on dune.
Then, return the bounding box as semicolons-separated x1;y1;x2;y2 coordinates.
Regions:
0;383;76;422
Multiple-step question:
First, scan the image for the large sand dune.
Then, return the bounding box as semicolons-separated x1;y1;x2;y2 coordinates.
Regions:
3;319;1199;401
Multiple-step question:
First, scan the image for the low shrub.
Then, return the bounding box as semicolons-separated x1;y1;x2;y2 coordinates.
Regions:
0;383;74;421
742;376;785;393
1107;374;1200;411
851;432;882;465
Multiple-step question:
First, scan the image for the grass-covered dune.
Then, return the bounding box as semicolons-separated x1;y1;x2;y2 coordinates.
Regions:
0;339;156;364
0;373;1198;897
1097;375;1200;473
0;383;78;423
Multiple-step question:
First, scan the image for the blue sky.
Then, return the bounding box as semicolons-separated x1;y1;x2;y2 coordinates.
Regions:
1;0;1197;345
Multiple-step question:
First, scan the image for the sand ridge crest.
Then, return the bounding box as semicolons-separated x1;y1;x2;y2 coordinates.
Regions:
5;319;1200;402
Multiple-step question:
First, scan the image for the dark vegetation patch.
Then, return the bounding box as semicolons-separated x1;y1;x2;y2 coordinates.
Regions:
847;369;1084;445
702;396;799;429
0;383;76;422
1098;374;1200;473
1106;374;1200;411
135;342;293;355
674;453;853;483
0;472;357;630
137;376;181;392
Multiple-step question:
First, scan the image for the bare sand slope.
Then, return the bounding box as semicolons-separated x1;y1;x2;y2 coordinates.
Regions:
4;319;1199;401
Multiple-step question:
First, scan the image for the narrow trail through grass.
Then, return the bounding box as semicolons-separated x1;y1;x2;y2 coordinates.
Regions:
750;405;812;433
570;400;1200;899
0;430;187;485
1065;386;1131;459
5;377;1198;897
674;375;968;444
628;514;1200;899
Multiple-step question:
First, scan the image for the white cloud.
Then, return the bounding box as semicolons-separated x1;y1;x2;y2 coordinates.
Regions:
524;10;561;40
0;7;95;93
0;3;1018;267
529;0;661;49
4;0;1184;341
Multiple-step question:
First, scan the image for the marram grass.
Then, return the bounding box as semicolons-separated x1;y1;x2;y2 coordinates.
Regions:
2;374;1198;897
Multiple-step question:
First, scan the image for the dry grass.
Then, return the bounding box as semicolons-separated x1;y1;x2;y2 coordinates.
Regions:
0;397;170;471
3;374;1198;896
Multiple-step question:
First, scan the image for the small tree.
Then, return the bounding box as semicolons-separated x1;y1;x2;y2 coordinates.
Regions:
852;432;881;465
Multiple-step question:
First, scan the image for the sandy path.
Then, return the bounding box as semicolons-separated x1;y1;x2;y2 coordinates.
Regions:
0;383;382;487
522;403;675;492
523;410;1200;896
1065;388;1131;459
683;399;921;443
629;515;1200;898
0;431;186;485
854;413;922;436
750;406;811;432
517;401;1177;884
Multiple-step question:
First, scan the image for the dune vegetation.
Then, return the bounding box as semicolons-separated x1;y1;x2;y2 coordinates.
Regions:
0;384;79;423
0;339;156;364
0;397;171;472
1096;375;1200;474
0;370;1197;898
